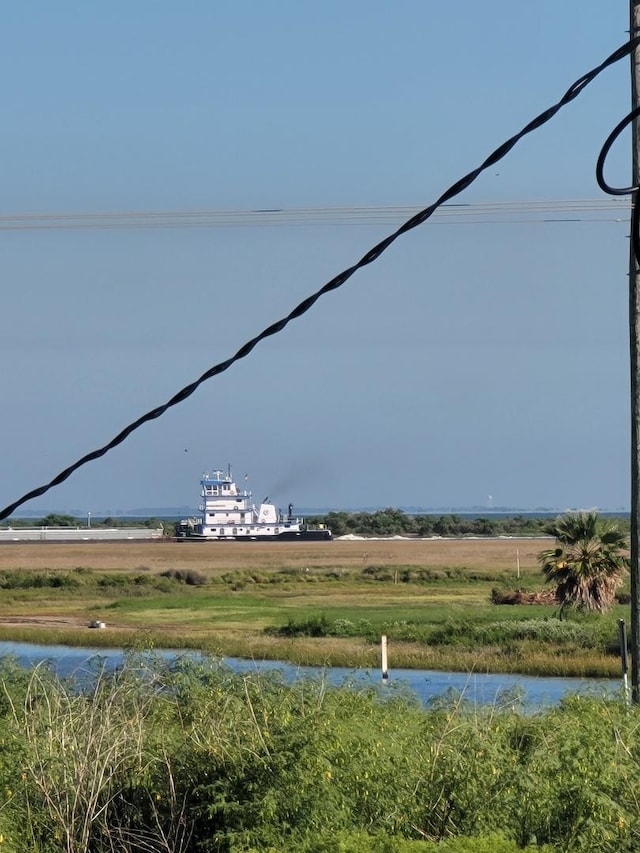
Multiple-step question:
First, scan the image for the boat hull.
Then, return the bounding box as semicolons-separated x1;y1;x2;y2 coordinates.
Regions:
177;529;332;542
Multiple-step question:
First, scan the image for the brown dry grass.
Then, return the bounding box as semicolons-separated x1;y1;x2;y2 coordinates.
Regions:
0;536;545;574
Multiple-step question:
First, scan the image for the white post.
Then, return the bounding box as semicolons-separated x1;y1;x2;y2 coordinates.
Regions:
87;512;91;529
620;619;631;705
381;634;389;682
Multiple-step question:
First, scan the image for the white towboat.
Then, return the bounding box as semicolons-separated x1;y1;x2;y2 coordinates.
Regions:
175;467;331;541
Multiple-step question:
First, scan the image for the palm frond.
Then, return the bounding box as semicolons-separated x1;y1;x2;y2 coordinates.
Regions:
537;511;628;614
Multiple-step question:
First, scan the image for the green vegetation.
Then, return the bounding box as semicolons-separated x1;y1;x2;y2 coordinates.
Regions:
538;511;629;616
0;560;628;677
1;514;171;533
0;519;630;678
3;510;631;540
315;510;566;538
308;509;630;539
39;513;78;527
0;653;635;851
0;523;635;851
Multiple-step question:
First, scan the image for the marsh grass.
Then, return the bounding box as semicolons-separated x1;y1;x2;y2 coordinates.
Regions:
0;539;628;677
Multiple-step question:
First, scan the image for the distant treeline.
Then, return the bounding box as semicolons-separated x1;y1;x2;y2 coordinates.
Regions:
2;510;631;539
2;513;171;533
311;509;630;538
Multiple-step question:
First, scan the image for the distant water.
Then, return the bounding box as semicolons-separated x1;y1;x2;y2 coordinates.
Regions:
0;641;622;710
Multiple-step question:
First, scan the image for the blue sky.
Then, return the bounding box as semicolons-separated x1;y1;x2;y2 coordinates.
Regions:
1;2;635;515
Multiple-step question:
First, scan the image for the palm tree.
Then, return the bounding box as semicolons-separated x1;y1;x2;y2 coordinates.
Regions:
537;510;629;616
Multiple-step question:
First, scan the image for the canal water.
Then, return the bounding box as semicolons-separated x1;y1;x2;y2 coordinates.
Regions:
0;640;622;710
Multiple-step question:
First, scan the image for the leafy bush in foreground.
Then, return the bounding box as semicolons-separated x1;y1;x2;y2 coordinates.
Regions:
0;654;636;851
264;829;554;852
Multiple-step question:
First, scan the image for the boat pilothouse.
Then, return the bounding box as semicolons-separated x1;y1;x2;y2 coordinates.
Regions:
176;466;331;541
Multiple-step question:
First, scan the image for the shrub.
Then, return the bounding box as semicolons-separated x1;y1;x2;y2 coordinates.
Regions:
159;568;208;586
428;617;605;649
272;829;553;852
0;570;80;590
267;615;376;640
268;613;332;637
0;655;635;852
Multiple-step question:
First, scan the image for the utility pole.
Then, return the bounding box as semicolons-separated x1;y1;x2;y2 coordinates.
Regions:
630;0;640;703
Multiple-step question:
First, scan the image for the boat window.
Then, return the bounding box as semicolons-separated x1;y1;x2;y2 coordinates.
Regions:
232;528;237;535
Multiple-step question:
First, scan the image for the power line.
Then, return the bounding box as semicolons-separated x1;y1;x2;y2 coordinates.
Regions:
1;33;639;521
0;198;631;231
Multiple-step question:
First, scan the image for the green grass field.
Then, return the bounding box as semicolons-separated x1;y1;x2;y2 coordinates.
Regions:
0;538;628;676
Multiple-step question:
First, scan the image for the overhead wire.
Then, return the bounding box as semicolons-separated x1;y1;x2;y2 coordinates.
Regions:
0;198;632;230
1;34;640;520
